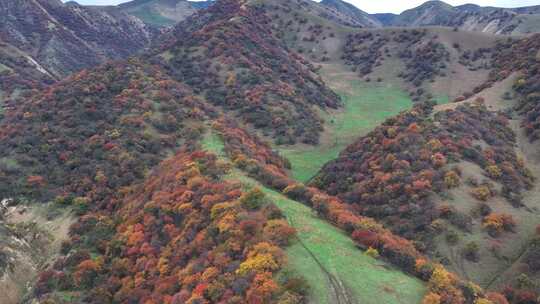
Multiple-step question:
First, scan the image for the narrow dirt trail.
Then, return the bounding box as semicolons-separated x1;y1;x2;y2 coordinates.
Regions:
295;236;355;304
289;216;356;304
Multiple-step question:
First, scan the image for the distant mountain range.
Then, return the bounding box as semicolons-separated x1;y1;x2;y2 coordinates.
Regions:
378;1;540;34
319;0;382;27
320;0;540;34
59;0;540;34
1;0;539;104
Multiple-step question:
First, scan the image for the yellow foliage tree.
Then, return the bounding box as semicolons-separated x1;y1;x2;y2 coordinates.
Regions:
210;201;237;220
471;186;491;201
236;253;280;275
444;171;460;188
225;72;237;87
429;266;453;291
427;139;443;151
486;165;502;179
365;247;380;258
217;213;237;234
475;298;494;304
422;292;441;304
158;257;169;275
201;267;220;281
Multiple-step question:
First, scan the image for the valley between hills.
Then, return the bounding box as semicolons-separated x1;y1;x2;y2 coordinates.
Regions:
1;0;540;304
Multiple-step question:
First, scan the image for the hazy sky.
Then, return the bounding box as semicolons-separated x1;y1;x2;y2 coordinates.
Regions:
67;0;540;14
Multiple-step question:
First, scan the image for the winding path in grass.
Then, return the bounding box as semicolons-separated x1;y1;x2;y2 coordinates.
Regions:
293;233;354;304
230;171;426;304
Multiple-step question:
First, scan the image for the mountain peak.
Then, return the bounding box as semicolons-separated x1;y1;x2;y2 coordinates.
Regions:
319;0;382;27
405;0;454;12
419;0;452;7
373;0;538;33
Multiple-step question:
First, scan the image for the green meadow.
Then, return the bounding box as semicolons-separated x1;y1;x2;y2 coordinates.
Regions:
278;81;412;182
201;131;426;304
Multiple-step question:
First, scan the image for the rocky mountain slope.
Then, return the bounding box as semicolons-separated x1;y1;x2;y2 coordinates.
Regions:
0;0;157;78
0;0;159;103
0;39;56;103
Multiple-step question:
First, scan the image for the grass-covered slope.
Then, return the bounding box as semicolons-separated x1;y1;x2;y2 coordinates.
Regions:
209;118;511;304
233;172;427;304
480;34;540;142
259;0;503;185
201;130;427;304
455;33;540;301
309;101;540;299
264;0;497;103
278;78;412;182
119;0;208;27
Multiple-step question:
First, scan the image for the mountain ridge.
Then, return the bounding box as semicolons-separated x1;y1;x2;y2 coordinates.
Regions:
0;0;160;103
314;0;540;34
319;0;382;27
367;0;540;34
2;0;540;304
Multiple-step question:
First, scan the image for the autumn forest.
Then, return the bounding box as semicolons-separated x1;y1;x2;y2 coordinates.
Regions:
1;0;540;304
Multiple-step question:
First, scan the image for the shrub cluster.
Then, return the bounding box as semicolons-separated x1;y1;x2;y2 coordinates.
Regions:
35;151;304;303
310;103;532;243
211;116;503;304
0;60;215;204
153;0;340;144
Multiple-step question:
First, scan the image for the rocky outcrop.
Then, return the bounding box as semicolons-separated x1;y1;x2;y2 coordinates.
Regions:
0;0;157;79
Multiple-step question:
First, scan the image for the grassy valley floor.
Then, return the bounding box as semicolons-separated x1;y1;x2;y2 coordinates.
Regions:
277;77;412;182
201;131;426;304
